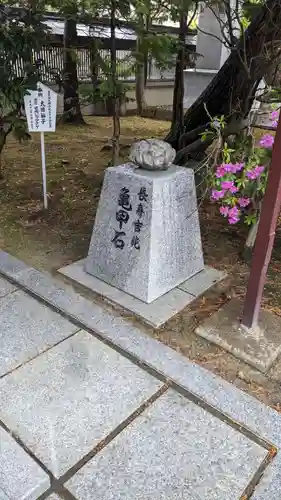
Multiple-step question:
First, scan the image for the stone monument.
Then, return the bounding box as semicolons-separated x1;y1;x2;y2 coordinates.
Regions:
85;140;204;303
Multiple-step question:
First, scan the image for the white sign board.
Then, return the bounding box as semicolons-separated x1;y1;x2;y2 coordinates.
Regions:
24;83;58;209
24;82;57;133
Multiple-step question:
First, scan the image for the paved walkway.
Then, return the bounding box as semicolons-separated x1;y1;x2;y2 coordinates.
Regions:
0;250;280;500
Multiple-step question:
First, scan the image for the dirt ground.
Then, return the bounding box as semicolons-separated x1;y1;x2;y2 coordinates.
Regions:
1;115;281;411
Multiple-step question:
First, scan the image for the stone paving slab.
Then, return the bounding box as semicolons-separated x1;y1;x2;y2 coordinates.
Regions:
0;425;49;499
251;460;281;499
59;259;194;327
0;489;9;500
0;252;31;277
178;266;227;296
0;289;78;377
0;277;16;298
67;389;267;500
0;330;162;477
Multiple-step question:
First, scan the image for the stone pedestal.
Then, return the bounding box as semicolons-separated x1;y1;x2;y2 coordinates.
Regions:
85;164;204;303
196;299;281;373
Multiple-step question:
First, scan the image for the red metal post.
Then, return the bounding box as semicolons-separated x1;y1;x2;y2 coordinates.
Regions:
241;114;281;328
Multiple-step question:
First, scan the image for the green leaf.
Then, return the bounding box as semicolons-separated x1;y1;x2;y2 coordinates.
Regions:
244;213;257;226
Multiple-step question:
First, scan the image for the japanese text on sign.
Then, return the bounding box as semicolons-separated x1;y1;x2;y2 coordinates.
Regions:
24;82;57;133
111;186;148;251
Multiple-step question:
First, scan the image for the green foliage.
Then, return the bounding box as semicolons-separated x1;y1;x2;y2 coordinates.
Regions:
80;78;131;104
169;0;195;22
131;0;195;71
0;4;46;150
146;34;177;70
201;114;226;141
48;0;131;21
79;54;133;105
241;0;265;28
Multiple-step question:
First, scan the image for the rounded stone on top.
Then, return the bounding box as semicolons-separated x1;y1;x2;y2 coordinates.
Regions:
129;139;176;171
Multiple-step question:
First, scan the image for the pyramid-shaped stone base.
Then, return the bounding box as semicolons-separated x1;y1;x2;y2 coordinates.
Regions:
85;164;204;303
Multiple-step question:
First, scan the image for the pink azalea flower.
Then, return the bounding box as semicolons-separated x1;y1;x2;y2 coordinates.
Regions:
232;162;244;173
223;163;234;173
228;206;239;217
216;162;245;179
221;180;238;193
221;180;235;190
215;165;226;178
219;206;229;217
271;110;279;120
259;134;274;148
254;165;265;176
246;165;264;180
246;170;256;180
228;206;240;224
228;216;240;224
211;189;225;201
238;197;250;208
272;120;278;128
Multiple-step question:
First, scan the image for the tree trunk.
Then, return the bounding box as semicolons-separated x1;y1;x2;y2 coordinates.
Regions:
166;0;281;156
243;218;260;262
143;12;150;86
135;57;146;116
0;136;5;178
110;0;120;165
90;39;99;88
170;13;187;141
0;129;10;179
62;17;85;125
264;62;280;87
135;13;147;116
